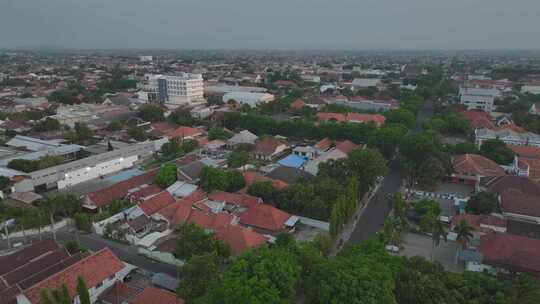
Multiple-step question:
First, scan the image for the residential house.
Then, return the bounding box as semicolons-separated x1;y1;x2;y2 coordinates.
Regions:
84;169;158;212
227;130;258;147
315;112;385;127
239;203;298;234
252;137;288;161
477;233;540;277
99;282;184;304
266;165;314;184
164;126;202;141
1;240;134;304
451;154;505;190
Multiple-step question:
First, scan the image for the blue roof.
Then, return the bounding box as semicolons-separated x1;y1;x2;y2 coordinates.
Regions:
104;168;144;183
278;154;307;168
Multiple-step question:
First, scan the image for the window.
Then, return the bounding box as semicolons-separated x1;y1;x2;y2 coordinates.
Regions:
96;281;103;288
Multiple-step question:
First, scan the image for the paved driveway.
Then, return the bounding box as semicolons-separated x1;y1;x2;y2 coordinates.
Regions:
401;232;463;272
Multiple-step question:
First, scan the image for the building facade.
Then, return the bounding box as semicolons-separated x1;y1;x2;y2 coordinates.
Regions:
144;74;204;108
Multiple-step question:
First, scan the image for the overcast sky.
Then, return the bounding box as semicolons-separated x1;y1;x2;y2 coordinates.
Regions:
1;0;539;50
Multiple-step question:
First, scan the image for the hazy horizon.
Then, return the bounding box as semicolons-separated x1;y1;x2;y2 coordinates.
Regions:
2;0;540;50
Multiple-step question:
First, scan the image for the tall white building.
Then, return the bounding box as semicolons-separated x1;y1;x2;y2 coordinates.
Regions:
143;73;205;108
459;87;499;112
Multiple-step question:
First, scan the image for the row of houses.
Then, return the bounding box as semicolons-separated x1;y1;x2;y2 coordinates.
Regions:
0;240;182;304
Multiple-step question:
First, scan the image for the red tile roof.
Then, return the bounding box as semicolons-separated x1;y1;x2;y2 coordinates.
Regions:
150;122;177;137
215;225;268;255
452;154;505;177
519;157;540;180
345;113;386;126
289;99;305;110
479;233;540;276
24;248;124;304
208;191;262;208
500;188;540;218
99;281;139;304
486;176;540;196
129;286;184;304
86;169;158;208
335;140;358;155
314;137;333;151
239;204;291;232
509;145;540;159
165;126;202;139
254;137;287;157
138;191;176;216
242;171;288;190
316;112;346;122
460;110;495;129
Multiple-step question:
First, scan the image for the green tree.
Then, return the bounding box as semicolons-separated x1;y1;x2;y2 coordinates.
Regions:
511;274;540;304
199;167;245;193
369;124;408;159
76;276;91;304
74;213;92;233
177;253;218;302
128;126;147;141
384;108;416;128
454;219;473;249
248;181;277;203
155;163;178;187
347;148;387;193
480;139;515;165
465;192;498;215
169;107;195;125
226;150;249;168
175;223;230;260
137;105;165;122
208;128;233;140
205;247;300;304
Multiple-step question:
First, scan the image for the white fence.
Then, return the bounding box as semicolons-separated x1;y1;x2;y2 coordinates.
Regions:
0;219;71;240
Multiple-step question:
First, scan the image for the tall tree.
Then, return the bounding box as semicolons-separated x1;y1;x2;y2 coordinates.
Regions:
76;276;91;304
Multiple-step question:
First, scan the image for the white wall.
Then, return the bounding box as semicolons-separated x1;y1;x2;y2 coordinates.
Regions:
58;155;138;189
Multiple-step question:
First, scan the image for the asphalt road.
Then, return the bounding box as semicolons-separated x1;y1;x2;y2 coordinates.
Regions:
0;229;178;276
346;100;434;245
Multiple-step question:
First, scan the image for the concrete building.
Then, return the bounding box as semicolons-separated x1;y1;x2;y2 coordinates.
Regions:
475;128;540;148
143;73;205;108
521;84;540;95
13;141;161;193
459;87;499;112
222;92;275;107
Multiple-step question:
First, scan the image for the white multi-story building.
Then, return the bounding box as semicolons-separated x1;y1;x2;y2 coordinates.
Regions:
475;128;540;148
521;84;540;95
143;73;205;108
459;87;499;112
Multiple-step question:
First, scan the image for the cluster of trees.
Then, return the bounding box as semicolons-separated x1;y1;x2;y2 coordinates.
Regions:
199;167;245;193
32;117;62;132
8;155;64;173
155;163;178;187
465;192;499;215
159;138;198;162
137;105;165;122
400;131;452;190
169;107;199;126
223;112;377;144
425;111;471;135
384;108;416;128
479;139;515;165
226;143;253;168
65;122;95;145
207;127;233;140
177;235;540;304
47;81;86;105
329;178;359;237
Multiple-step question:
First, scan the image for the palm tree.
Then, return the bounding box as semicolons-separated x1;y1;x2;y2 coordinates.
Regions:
431;219;447;262
455;219;474;249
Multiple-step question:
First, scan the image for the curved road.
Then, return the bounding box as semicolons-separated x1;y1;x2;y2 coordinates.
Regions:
346;101;434;245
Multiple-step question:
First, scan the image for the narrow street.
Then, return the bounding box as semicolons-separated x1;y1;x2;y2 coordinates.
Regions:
346;100;434;246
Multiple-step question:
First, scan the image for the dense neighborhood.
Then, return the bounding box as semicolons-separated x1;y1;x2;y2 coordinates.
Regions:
1;49;540;304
